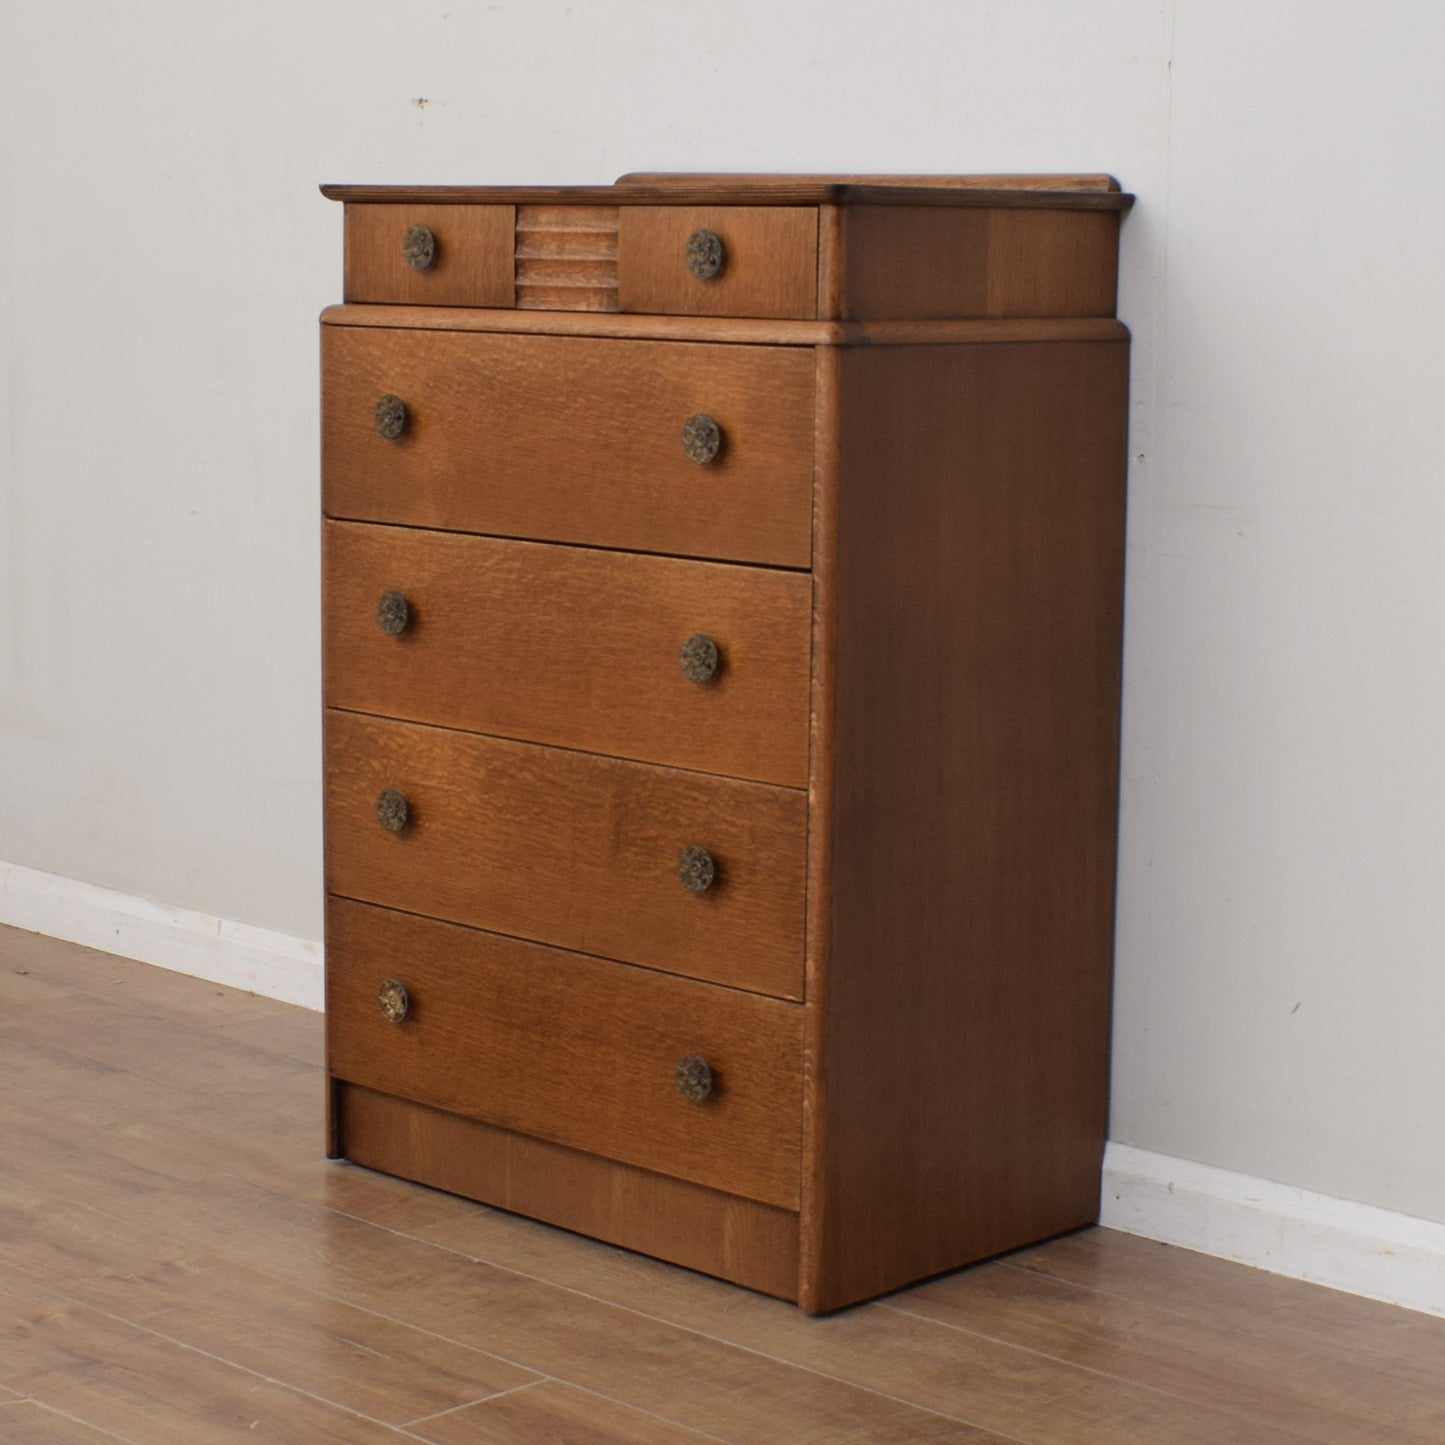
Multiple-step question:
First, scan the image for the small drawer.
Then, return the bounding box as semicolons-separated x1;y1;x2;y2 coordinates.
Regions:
324;711;807;999
321;324;815;568
344;204;514;307
618;206;818;319
326;898;803;1209
323;522;812;787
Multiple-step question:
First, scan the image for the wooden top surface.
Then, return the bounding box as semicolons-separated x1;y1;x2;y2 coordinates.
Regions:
321;172;1132;210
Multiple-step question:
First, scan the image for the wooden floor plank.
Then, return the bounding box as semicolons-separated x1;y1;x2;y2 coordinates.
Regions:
0;1269;426;1443
0;926;321;1066
889;1259;1445;1444
406;1379;724;1444
6;926;1443;1445
1009;1229;1445;1394
0;1399;131;1444
414;1203;1315;1445
97;1179;1003;1443
46;1251;542;1427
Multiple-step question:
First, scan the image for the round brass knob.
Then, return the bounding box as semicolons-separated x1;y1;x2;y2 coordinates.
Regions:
679;633;719;684
681;414;722;465
675;1053;713;1102
378;978;410;1024
685;229;725;280
376;591;411;636
374;394;408;440
677;845;716;893
375;787;410;833
402;223;436;271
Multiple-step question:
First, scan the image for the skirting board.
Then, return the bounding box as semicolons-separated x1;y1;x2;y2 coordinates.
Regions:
1102;1142;1445;1319
3;859;1441;1317
0;859;322;1011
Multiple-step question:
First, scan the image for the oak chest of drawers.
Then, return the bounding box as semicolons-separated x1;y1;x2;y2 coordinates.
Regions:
320;172;1132;1312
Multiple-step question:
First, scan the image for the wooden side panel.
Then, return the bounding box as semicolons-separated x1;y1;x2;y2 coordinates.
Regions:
327;900;803;1207
618;207;818;319
324;712;808;999
323;521;812;786
338;1083;801;1299
322;325;815;568
802;339;1130;1312
837;206;1120;320
344;204;514;307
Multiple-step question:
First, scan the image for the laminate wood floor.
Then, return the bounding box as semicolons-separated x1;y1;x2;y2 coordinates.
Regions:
1;923;1441;1444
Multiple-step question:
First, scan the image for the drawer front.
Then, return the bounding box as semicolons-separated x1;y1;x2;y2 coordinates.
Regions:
618;207;818;319
321;325;814;568
325;711;807;998
324;521;812;787
344;204;515;307
326;899;804;1209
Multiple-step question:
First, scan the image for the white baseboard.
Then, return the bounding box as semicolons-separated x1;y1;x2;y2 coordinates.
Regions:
1102;1141;1445;1318
0;860;322;1011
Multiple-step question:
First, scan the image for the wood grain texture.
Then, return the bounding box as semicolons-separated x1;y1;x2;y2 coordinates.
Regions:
514;204;619;312
407;1381;719;1444
321;302;1129;347
322;520;812;786
344;204;514;307
324;711;808;998
9;926;1445;1445
49;1251;539;1428
894;1257;1445;1444
321;325;815;567
0;1271;421;1443
338;1084;801;1298
838;205;1121;319
0;1399;144;1442
618;206;818;319
417;1208;1329;1445
327;899;803;1207
802;339;1130;1311
617;171;1124;192
324;181;1133;211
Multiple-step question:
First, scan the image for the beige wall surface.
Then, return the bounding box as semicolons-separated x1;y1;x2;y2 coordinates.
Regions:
2;1;1441;1223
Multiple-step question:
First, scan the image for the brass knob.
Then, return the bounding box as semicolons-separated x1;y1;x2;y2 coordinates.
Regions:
402;223;436;271
679;634;719;684
376;591;411;636
374;395;408;440
675;1053;713;1102
685;229;725;280
681;414;722;465
677;845;716;893
375;787;410;833
378;978;410;1023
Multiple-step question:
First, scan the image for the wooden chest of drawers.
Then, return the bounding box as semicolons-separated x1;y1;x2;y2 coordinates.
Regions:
320;173;1132;1312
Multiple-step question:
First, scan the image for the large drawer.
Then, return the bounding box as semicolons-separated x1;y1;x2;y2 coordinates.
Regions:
326;899;803;1209
321;325;815;567
323;521;812;786
324;711;808;999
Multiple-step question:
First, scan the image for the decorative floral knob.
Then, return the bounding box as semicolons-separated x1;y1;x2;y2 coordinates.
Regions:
377;978;411;1023
681;414;722;465
685;229;725;280
679;634;720;684
402;223;436;271
376;591;411;636
374;394;408;440
677;845;716;893
675;1053;713;1102
375;787;410;833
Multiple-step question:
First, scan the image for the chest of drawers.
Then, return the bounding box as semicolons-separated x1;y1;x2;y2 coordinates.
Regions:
320;172;1132;1312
